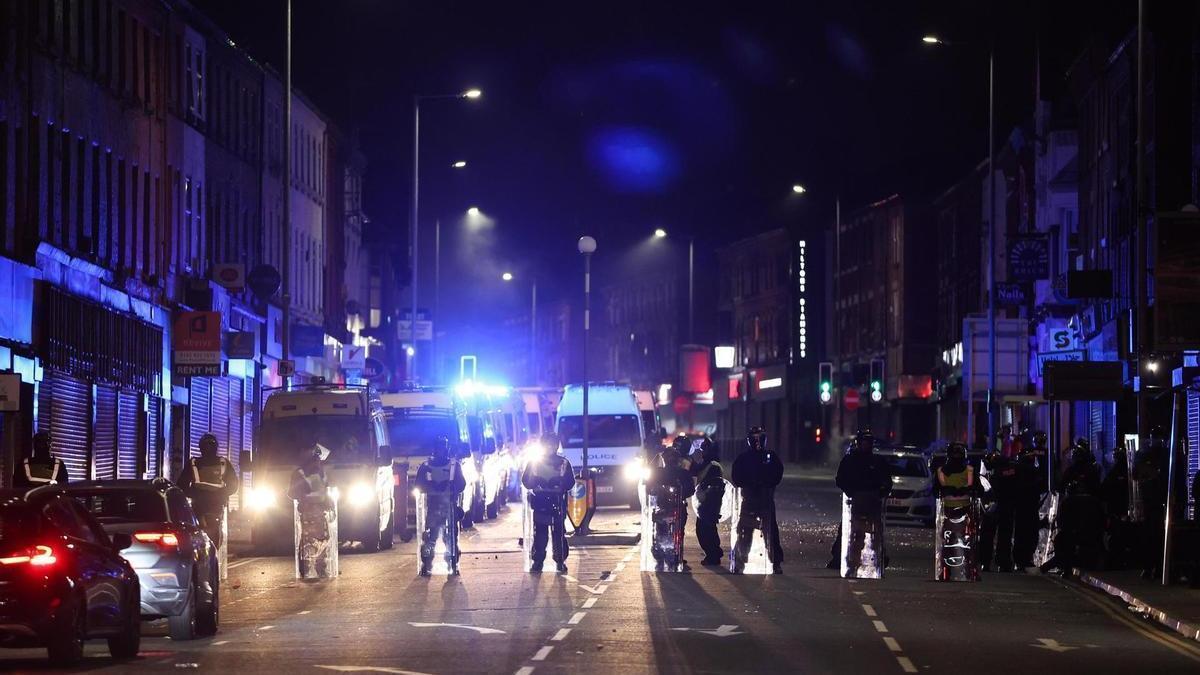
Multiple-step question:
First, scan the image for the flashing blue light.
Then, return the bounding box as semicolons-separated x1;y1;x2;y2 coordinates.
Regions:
587;127;679;193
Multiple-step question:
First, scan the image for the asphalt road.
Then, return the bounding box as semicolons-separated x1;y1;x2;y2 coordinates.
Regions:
5;469;1200;673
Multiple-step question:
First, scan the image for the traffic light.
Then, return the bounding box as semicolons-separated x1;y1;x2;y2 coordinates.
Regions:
818;361;833;404
869;358;884;402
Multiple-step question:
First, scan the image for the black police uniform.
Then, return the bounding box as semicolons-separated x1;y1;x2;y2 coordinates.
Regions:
691;449;726;564
979;453;1017;571
521;453;575;569
1011;449;1046;568
15;455;70;489
646;450;695;566
1044;453;1103;572
731;443;785;570
835;449;892;573
414;455;467;573
178;453;240;549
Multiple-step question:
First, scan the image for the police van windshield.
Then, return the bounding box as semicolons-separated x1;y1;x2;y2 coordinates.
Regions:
257;416;374;465
557;415;642;448
387;414;459;457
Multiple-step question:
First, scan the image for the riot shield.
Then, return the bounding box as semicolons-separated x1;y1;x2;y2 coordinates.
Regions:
690;478;735;523
641;489;685;572
840;492;885;579
197;507;229;581
294;488;339;580
934;498;980;581
416;490;460;576
728;487;778;575
521;488;536;571
1034;491;1059;568
524;489;568;571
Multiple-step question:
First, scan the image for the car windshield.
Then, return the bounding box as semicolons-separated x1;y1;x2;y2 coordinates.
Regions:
257;416;374;466
0;503;39;547
880;455;929;478
387;413;460;458
68;490;168;524
557;415;642;448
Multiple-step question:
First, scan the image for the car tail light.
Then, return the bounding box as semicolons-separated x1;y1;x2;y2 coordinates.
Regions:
0;544;58;567
134;532;180;548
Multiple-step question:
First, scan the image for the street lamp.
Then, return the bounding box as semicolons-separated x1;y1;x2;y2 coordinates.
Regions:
651;229;696;343
501;272;539;384
411;88;483;383
452;160;467;169
653;228;667;239
923;34;997;449
466;206;481;217
792;184;807;194
501;271;513;282
577;235;597;535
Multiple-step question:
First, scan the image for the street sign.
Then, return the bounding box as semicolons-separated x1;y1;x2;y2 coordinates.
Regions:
341;345;366;370
211;263;245;293
0;373;21;411
396;320;433;341
1007;235;1050;281
844;388;860;411
224;331;256;360
278;359;296;377
173;311;222;377
246;265;282;300
1036;349;1085;376
995;282;1028;306
361;357;386;381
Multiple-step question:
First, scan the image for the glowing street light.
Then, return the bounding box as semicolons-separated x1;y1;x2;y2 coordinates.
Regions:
653;228;668;239
922;35;942;44
466;206;481;217
463;89;483;99
452;160;467;168
792;184;807;194
501;271;514;282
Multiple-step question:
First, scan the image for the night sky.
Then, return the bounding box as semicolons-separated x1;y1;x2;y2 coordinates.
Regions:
192;0;1133;375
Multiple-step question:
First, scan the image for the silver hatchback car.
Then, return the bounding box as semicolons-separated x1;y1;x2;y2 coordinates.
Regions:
50;479;219;640
876;448;936;527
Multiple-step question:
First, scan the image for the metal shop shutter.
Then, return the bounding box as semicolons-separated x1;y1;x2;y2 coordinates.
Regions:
1187;390;1198;520
189;378;211;457
146;396;162;478
93;385;118;481
211;378;231;460
38;372;92;482
117;391;141;479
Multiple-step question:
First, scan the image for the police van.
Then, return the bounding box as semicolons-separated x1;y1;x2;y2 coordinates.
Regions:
555;383;646;508
245;382;395;552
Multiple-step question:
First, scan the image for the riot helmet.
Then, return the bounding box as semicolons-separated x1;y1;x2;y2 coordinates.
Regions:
698;436;718;463
431;435;451;462
1031;430;1048;449
541;432;561;456
32;431;53;460
747;426;767;452
671;435;692;456
948;443;968;461
199;433;219;458
1070;442;1094;467
853;429;875;455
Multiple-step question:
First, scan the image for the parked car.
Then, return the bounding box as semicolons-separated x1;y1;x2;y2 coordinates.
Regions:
876;447;936;527
0;489;140;665
50;478;219;640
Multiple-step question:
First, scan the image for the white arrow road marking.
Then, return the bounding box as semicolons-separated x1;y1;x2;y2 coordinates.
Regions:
671;624;743;637
578;584;603;594
561;574;578;583
1031;638;1078;653
316;662;434;667
407;622;506;635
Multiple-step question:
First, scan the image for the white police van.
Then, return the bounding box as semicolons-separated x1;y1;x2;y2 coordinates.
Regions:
555;383;646;508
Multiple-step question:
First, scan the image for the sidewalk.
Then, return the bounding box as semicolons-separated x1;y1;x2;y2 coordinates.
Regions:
1073;567;1200;642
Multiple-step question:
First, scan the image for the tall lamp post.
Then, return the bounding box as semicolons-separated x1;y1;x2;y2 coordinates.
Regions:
410;89;481;383
924;34;997;449
280;0;293;385
577;235;597;535
501;272;538;383
653;228;696;343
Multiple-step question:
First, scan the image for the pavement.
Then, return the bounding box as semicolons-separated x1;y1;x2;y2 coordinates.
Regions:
4;471;1200;673
1073;568;1200;641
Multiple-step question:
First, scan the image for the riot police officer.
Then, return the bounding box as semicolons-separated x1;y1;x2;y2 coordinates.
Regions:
730;427;784;574
691;437;726;566
1100;445;1132;567
521;432;574;573
15;431;70;489
414;436;467;576
177;433;239;552
289;444;337;578
979;448;1017;572
835;429;891;578
1042;439;1103;574
646;442;696;571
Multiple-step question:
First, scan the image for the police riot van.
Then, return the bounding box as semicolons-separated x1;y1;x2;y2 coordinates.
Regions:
555;383;646;508
246;382;395;552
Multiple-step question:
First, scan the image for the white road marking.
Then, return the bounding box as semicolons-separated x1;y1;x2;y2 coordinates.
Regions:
561;574;578;583
568;612;586;624
298;610;312;615
852;590;864;595
227;557;262;570
862;604;877;617
1031;638;1078;653
872;620;888;633
259;625;275;631
615;562;626;571
578;584;603;594
583;597;597;609
531;646;553;661
316;667;431;675
671;625;743;637
597;584;608;593
514;668;535;675
212;640;229;646
883;637;901;652
551;629;571;641
897;656;918;673
408;622;506;635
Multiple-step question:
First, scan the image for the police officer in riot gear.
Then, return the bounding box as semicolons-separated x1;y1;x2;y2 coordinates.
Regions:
521;432;574;573
1042;439;1103;574
691;437;726;565
835;429;891;578
980;448;1017;572
178;433;240;551
289;444;337;578
15;431;70;489
730;426;784;574
1012;434;1048;569
414;436;467;576
646;442;696;571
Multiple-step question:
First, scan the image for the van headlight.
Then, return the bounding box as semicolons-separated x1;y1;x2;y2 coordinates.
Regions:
461;459;479;484
623;458;644;482
246;486;278;511
348;482;375;507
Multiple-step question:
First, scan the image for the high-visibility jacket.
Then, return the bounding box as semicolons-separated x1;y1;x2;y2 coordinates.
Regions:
24;458;65;485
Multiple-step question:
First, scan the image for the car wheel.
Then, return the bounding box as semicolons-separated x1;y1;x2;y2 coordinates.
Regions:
168;583;197;641
46;598;85;666
107;588;141;659
198;575;219;636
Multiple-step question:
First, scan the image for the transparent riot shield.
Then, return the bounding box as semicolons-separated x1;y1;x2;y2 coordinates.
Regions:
294;488;339;580
840;492;885;579
521;488;536;571
1034;491;1058;568
641;489;686;572
524;489;568;572
728;487;778;575
934;498;980;581
690;478;735;523
197;507;229;581
416;490;460;576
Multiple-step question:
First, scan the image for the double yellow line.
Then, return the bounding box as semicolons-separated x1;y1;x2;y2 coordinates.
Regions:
1051;577;1200;663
